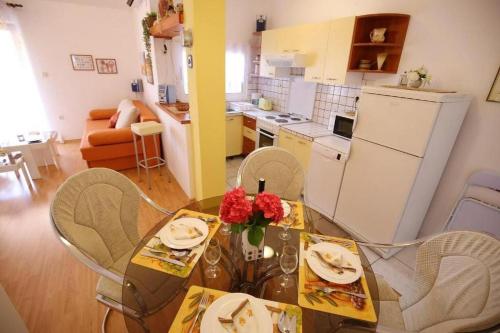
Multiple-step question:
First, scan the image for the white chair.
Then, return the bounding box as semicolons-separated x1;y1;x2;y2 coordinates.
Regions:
28;131;59;169
339;231;500;333
50;168;174;333
0;149;31;186
236;146;304;201
445;170;500;238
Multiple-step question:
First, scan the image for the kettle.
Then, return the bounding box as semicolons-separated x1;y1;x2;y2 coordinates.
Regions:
258;98;272;111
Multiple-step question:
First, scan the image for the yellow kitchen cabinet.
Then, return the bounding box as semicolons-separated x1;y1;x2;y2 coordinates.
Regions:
260;29;282;78
303;22;330;83
294;136;313;171
322;16;355;85
226;115;243;157
278;130;296;153
278;130;313;172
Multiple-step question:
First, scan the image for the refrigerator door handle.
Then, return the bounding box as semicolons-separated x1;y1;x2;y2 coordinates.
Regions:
352;112;359;134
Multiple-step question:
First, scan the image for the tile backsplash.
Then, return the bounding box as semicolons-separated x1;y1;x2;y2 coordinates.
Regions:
247;75;361;126
313;84;361;127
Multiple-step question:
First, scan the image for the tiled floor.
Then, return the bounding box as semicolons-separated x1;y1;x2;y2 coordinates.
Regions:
225;157;417;296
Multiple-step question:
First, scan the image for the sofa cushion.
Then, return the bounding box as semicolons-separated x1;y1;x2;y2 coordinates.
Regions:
89;108;117;120
115;101;138;129
88;128;133;146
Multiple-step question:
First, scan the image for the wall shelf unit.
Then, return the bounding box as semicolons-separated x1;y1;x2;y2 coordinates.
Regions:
347;13;410;74
150;13;184;39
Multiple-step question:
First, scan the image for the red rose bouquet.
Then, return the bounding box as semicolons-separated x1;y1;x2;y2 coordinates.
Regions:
219;187;284;246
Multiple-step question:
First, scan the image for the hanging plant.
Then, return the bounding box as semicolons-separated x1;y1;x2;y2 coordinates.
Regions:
142;12;157;61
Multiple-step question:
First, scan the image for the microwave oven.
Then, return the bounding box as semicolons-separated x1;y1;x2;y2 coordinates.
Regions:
332;114;354;139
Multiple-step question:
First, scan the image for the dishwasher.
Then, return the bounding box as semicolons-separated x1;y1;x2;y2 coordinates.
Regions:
305;136;350;219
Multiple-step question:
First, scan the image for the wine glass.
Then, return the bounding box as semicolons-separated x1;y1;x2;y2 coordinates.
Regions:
279;245;298;288
219;221;232;236
203;238;221;278
278;217;293;241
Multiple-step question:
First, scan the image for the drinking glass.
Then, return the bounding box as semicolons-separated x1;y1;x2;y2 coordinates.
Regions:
203;238;221;278
278;218;293;241
219;222;232;236
279;245;298;288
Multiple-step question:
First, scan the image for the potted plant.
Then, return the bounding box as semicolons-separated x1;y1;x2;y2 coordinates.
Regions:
141;12;157;84
219;187;284;261
407;66;432;88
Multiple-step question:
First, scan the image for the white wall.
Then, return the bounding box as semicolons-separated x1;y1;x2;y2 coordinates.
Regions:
264;0;500;236
16;0;141;140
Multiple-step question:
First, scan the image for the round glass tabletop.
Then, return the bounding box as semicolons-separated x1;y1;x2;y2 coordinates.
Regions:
122;196;379;332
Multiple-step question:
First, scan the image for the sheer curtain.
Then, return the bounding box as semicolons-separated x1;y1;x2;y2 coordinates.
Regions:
0;4;49;140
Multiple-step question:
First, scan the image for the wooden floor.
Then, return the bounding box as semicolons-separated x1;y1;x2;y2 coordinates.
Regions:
0;141;191;332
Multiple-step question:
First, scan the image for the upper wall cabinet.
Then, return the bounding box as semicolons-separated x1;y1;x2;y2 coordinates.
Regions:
322;17;356;85
347;14;410;73
259;13;410;82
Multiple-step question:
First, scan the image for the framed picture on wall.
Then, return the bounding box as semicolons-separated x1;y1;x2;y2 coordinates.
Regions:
70;54;94;71
95;58;118;74
486;66;500;102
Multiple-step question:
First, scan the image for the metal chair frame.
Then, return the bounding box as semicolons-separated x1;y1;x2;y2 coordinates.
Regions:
50;181;174;333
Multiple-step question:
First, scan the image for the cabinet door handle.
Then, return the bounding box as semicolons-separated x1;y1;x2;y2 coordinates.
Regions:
291;49;300;52
227;118;234;121
298;141;306;145
312;76;321;79
326;77;336;81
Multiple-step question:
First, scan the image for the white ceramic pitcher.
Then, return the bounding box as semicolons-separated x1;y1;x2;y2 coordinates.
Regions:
370;27;387;43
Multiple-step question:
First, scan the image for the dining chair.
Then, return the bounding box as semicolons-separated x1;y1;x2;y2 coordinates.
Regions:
236;146;304;201
337;231;500;333
445;170;500;238
0;149;31;187
50;168;174;333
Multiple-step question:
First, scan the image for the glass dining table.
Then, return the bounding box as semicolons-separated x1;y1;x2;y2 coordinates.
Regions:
122;196;380;333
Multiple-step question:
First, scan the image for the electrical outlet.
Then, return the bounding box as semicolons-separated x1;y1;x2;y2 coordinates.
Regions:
58;115;65;120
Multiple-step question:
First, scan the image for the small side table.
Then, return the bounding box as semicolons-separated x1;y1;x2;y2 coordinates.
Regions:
131;121;169;189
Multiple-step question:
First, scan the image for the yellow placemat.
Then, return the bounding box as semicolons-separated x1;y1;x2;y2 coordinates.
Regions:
297;232;377;323
169;285;303;333
131;209;221;278
269;200;305;230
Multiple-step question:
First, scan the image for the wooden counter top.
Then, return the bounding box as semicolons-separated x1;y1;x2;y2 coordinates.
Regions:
156;103;191;124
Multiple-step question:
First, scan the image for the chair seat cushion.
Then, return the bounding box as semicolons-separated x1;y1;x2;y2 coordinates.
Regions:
109;248;135;276
96;276;122;304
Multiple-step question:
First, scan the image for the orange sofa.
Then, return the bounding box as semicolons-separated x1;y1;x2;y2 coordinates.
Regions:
80;100;161;170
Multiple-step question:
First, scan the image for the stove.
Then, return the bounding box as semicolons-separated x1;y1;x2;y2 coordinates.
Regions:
256;112;310;134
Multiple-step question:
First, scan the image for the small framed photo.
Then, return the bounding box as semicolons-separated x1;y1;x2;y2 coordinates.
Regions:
487;66;500;102
96;58;118;74
70;54;94;71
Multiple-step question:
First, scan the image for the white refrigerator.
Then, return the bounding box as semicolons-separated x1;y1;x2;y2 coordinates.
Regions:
334;86;471;258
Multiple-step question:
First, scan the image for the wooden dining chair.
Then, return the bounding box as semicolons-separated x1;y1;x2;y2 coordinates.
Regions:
236;146;305;201
337;231;500;333
50;168;173;333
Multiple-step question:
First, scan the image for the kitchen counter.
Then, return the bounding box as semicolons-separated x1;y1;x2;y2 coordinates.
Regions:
156;103;191;124
281;122;333;140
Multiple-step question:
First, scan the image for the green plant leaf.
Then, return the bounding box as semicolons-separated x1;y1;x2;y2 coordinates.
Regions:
230;224;245;234
248;225;264;246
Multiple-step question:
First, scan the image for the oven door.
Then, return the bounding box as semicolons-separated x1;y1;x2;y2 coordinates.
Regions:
333;115;354;139
256;128;276;148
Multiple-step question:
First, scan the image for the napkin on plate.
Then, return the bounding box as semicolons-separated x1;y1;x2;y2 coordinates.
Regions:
169;223;203;240
316;250;343;267
218;299;257;333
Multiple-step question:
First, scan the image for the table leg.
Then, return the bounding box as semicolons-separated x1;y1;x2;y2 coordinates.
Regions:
140;136;151;189
132;133;140;179
20;147;41;179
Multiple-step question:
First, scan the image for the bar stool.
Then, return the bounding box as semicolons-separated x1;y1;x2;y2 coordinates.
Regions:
131;121;169;189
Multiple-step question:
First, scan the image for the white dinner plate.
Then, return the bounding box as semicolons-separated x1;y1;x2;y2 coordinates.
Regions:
306;242;362;284
158;217;209;249
200;293;273;333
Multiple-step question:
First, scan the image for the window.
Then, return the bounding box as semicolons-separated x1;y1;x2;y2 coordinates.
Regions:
0;23;49;138
225;50;245;94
